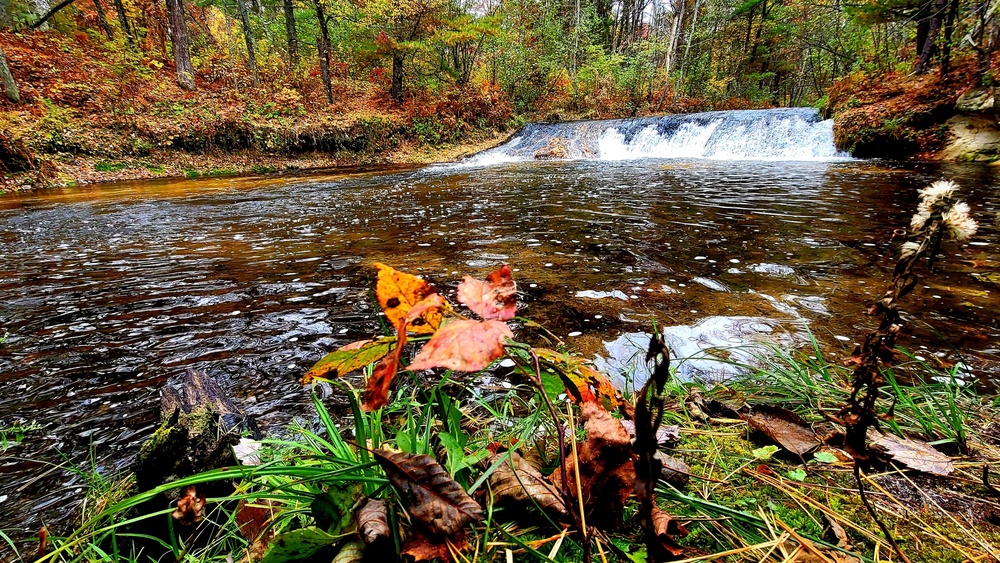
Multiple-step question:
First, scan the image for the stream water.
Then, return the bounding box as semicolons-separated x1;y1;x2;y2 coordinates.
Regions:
1;110;999;540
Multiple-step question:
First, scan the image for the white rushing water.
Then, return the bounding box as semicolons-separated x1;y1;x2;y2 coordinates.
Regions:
465;108;849;165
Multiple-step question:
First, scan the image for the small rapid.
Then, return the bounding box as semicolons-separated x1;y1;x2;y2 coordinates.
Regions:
467;108;848;164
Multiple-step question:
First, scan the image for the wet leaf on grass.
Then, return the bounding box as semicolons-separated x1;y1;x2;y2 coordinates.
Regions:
301;337;395;383
870;432;955;476
488;451;568;519
457;264;517;320
407;319;513;372
375;262;443;334
260;527;341;563
373;449;484;537
741;405;819;459
357;498;391;545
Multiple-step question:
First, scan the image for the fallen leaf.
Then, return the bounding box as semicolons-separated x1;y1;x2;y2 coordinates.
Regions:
236;498;274;542
407;319;513;372
620;419;680;446
742;405;818;459
650;505;688;558
375;263;442;334
301;337;395;383
488;451;568;518
871;432;955;476
552;400;634;528
260;527;341;563
358;498;391;545
402;527;465;562
456;264;517;320
361;296;447;410
787;468;807;481
172;486;206;525
753;445;780;460
373;449;484;537
331;540;365;563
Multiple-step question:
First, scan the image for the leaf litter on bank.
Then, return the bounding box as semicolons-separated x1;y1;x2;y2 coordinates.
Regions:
741;404;820;460
487;451;568;519
869;431;956;476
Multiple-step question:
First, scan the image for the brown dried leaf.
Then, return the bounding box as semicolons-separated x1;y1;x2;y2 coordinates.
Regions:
456;264;517;320
407;319;513;372
742;405;819;458
402;528;465;562
373;449;484;537
650;505;688;558
488;452;568;518
551;400;634;528
235;498;273;542
358;498;391;545
871;432;955;476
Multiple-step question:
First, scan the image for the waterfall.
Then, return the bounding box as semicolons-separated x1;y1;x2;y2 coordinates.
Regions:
467;108;848;164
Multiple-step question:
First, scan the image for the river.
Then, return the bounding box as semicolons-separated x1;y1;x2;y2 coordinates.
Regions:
1;110;999;540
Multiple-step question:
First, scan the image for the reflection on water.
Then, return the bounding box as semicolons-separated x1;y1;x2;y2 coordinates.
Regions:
0;158;998;537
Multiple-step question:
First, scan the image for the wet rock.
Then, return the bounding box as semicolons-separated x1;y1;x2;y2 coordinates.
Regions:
534;137;568;160
956;87;997;113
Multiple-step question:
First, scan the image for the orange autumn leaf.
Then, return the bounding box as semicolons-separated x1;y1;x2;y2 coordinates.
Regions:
375;263;442;334
363;343;404;411
407;319;513;372
533;348;619;410
456;264;517;320
363;321;409;411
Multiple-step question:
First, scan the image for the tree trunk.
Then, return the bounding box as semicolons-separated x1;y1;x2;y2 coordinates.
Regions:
0;0;12;28
282;0;298;64
940;0;960;74
390;51;403;103
93;0;114;38
34;0;51;29
234;0;259;84
0;44;19;103
165;0;196;89
915;0;945;74
112;0;134;44
312;0;332;103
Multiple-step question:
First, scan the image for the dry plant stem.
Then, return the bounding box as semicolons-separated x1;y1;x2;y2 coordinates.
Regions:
527;351;590;562
565;406;590;543
855;459;912;563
